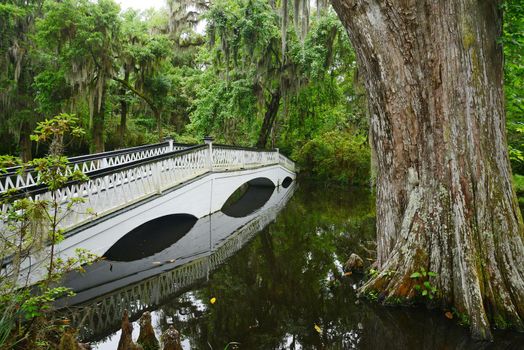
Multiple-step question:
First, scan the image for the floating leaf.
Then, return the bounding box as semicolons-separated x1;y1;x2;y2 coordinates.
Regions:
445;311;453;319
314;324;322;334
344;271;352;276
210;297;217;304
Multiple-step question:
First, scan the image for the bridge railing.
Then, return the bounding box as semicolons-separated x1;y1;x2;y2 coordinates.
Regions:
62;183;296;341
212;144;279;171
278;153;296;172
0;140;193;194
0;142;295;234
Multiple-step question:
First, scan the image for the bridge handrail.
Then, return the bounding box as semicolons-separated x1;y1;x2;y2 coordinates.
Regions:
1;143;295;234
278;153;296;172
211;144;295;172
0;141;194;193
212;145;279;171
0;144;207;201
212;143;276;152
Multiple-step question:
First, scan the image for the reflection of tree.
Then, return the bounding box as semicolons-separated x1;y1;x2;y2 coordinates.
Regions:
157;183;377;348
155;183;524;348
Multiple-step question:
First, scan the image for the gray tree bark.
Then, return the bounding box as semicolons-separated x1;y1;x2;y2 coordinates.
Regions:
331;0;524;340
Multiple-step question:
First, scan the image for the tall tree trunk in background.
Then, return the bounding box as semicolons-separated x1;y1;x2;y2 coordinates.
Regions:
332;0;524;340
92;86;106;153
118;69;130;147
19;121;32;162
257;89;281;148
155;108;163;142
119;96;127;147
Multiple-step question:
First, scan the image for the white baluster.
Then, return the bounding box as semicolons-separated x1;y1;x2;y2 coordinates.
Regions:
204;136;213;171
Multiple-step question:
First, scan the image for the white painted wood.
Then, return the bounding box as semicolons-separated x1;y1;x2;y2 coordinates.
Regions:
5;143;295;285
61;182;295;339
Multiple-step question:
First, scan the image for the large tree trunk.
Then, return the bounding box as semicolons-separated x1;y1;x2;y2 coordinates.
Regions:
118;69;130;147
331;0;524;340
155;108;163;142
19;121;32;162
91;86;106;153
256;89;281;148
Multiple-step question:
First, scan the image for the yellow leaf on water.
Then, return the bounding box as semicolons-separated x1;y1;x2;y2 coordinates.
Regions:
210;297;217;304
445;311;453;319
314;324;322;334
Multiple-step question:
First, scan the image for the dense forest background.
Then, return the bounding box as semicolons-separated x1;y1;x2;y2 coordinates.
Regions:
0;0;522;186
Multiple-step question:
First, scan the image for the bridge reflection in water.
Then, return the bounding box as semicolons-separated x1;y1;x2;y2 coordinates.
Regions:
57;180;296;342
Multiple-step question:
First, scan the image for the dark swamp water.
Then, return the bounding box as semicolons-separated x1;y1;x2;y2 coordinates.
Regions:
60;180;524;349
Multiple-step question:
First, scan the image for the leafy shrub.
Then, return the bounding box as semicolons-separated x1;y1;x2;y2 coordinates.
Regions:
295;130;370;185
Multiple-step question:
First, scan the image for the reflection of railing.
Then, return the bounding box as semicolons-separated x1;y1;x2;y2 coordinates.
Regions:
62;184;296;342
1;142;295;234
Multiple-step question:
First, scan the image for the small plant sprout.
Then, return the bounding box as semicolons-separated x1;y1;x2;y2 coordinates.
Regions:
410;267;438;299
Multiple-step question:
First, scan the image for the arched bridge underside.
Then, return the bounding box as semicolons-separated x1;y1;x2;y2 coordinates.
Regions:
3;141;296;284
63;165;294;259
61;182;296;341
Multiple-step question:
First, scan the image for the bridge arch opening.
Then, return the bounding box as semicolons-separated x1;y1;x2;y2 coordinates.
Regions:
103;213;198;262
221;177;275;218
282;176;293;188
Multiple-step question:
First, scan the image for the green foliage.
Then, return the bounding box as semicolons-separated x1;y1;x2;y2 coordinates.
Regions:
451;307;470;326
368;268;379;278
0;114;96;348
31;114;85;146
295;130;370;185
513;174;524;195
503;1;524;174
0;155;21;170
410;267;438;300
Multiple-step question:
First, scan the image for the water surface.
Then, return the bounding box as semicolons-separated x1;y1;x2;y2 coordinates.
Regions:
69;181;524;349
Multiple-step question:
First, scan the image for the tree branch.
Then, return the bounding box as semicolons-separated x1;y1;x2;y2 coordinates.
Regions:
112;76;157;113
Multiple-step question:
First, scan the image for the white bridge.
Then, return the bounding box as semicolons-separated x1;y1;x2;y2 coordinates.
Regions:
59;182;296;341
0;139;296;284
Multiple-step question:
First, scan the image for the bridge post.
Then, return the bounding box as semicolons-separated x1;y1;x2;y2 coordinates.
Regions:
204;136;214;171
164;137;174;152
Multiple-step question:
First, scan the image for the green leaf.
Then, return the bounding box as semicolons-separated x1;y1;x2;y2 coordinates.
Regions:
410;272;421;279
427;271;438;277
422;290;428;296
423;281;431;289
